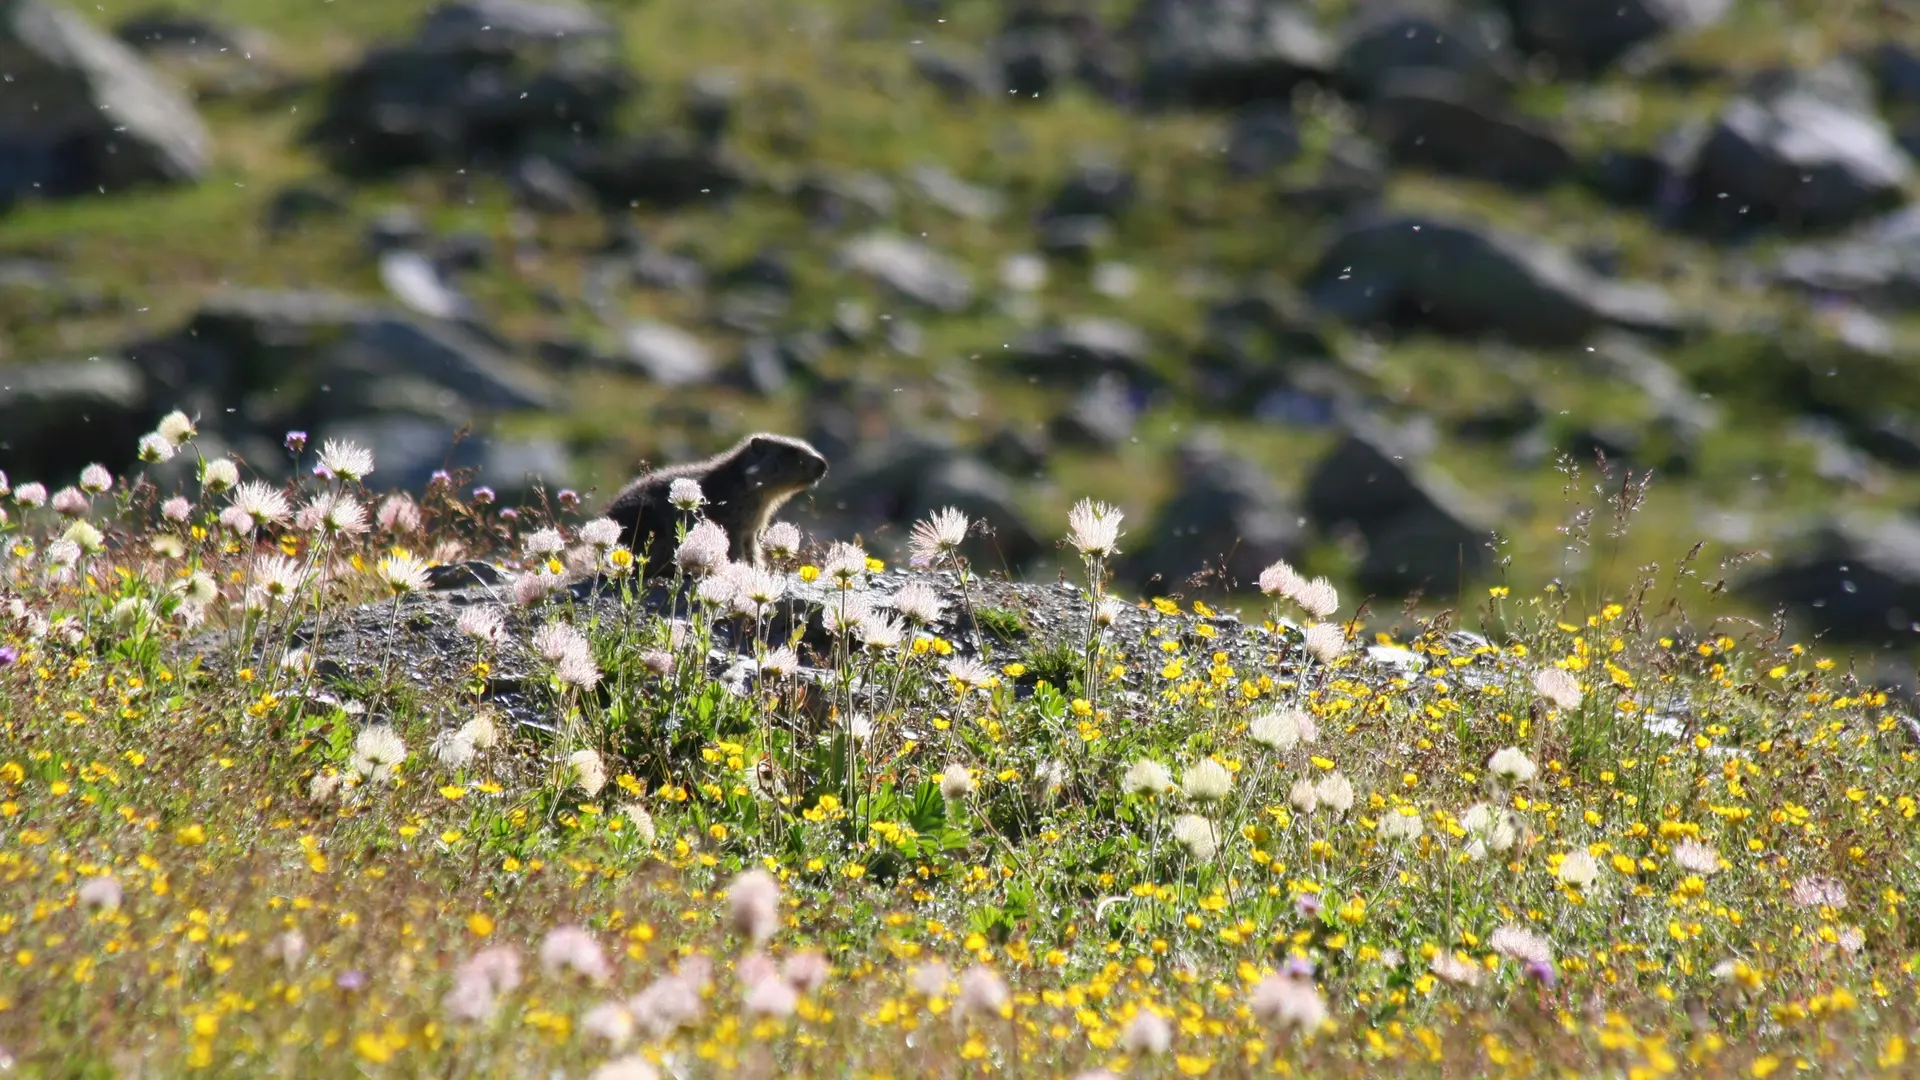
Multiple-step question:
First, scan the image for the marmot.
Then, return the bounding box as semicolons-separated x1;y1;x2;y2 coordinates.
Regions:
604;433;828;573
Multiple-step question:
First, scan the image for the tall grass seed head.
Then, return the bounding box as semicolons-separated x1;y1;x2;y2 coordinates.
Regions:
760;520;801;562
621;802;657;845
1066;498;1123;557
78;463;112;494
376;551;431;595
1172;813;1220;862
668;478;705;511
675;520;730;576
1303;621;1345;664
317;438;375;482
350;725;407;783
1248;707;1313;752
1181;758;1232;803
1534;667;1583;711
1315;771;1355;815
1258;558;1303;600
958;965;1009;1019
1488;746;1537;784
1248;974;1328;1033
1376;805;1424;842
908;506;970;565
579;517;622;549
137;432;176;463
1556;849;1601;889
888;580;946;625
939;763;975;800
569;748;607;797
1122;758;1175;796
538;924;610;983
726;869;782;946
1120;1009;1173;1056
52;486;89;516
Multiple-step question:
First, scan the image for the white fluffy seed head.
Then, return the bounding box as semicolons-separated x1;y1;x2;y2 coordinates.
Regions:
727;869;782;946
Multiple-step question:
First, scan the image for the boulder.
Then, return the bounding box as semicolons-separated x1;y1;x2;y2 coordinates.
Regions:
1192;289;1339;408
132;289;558;429
0;0;210;202
1772;206;1920;308
1502;0;1728;75
1301;212;1684;346
1741;513;1920;644
618;321;714;387
0;355;152;477
909;163;1004;221
1008;317;1160;388
1364;70;1576;189
1304;426;1493;594
1223;102;1302;176
1127;436;1305;591
308;0;629;174
379;250;474;321
1132;0;1332;107
839;232;974;313
561;134;750;209
913;47;996;102
1044;160;1136;221
807;435;1040;570
1332;1;1517;100
1051;373;1137;449
1680;65;1911;231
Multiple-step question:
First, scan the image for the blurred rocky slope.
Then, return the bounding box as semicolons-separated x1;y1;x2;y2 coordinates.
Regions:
3;0;1920;647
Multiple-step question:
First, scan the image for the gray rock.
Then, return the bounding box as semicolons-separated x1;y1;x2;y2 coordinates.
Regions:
379;250;474;321
1193;290;1341;409
1044;160;1136;221
619;321;714;386
115;8;257;54
806;434;1040;570
0;0;210;201
1333;1;1517;99
1223;102;1301;176
682;68;740;143
0;355;151;476
1741;513;1920;643
310;0;629;174
1051;374;1136;449
913;47;995;102
1301;212;1683;346
1128;436;1305;592
1365;70;1575;189
415;0;612;49
1132;0;1332;107
795;169;896;225
1773;206;1920;307
134;289;557;424
509;156;593;213
1505;0;1728;75
839;232;974;312
905;456;1042;570
563;134;750;209
1303;426;1493;594
909;163;1004;221
1009;317;1159;387
1682;65;1912;230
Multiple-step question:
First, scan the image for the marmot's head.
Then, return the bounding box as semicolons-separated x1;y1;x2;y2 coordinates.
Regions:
736;434;828;493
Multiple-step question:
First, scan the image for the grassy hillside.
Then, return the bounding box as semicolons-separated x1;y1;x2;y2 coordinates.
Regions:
1;420;1917;1076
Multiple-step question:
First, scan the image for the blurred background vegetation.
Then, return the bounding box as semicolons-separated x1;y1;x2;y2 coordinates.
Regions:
1;0;1918;652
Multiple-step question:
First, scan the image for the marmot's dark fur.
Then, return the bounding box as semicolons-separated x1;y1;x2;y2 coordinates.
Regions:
604;434;828;573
